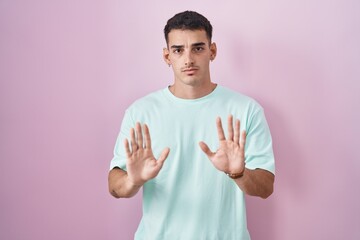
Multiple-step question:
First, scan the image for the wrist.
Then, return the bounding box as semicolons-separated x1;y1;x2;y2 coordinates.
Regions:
225;169;245;179
126;174;144;190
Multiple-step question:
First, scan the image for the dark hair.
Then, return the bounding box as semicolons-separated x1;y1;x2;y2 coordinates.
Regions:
164;11;213;45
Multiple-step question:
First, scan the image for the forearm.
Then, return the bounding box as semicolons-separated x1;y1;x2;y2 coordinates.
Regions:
108;167;142;198
234;168;274;199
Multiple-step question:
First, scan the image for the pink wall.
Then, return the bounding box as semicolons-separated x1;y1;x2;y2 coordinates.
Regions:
1;0;359;239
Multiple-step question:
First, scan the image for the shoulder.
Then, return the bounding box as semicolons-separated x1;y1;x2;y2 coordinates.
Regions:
216;85;263;112
127;88;166;110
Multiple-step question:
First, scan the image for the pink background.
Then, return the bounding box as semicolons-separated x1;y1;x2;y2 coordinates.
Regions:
1;0;359;239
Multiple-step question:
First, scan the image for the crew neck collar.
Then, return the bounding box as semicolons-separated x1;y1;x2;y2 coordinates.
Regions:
163;84;220;104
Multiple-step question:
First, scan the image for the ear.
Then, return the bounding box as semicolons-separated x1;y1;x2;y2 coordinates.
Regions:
163;47;171;66
210;42;217;61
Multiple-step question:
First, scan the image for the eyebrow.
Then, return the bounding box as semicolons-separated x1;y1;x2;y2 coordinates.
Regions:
170;42;206;49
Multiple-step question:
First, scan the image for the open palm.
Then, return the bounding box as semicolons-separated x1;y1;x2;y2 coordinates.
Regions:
199;115;246;175
124;123;170;186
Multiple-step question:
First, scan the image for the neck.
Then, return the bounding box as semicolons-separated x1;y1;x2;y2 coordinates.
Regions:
169;81;217;99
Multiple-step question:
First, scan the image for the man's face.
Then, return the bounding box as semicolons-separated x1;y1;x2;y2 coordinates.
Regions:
163;29;216;87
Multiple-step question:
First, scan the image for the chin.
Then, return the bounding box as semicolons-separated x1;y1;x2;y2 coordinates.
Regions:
182;76;202;86
183;80;201;87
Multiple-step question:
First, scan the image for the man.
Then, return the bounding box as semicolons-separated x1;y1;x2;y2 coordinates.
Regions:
108;11;275;240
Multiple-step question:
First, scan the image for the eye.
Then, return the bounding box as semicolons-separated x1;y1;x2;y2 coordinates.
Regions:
173;48;183;54
193;47;204;52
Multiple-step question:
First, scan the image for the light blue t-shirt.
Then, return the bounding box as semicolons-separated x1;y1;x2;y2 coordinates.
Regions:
110;85;275;240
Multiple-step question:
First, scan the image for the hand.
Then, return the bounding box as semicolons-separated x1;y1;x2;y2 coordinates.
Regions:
199;115;246;175
124;122;170;186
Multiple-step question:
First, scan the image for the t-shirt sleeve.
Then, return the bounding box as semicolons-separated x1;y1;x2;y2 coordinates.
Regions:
109;109;135;171
244;106;275;175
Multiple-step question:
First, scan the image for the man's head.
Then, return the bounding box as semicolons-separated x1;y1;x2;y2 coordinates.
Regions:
164;11;213;46
163;11;217;94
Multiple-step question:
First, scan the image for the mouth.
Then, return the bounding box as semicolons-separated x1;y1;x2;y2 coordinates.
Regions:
182;67;199;75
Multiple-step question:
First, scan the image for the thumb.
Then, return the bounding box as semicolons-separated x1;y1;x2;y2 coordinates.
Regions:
199;141;214;158
157;147;170;166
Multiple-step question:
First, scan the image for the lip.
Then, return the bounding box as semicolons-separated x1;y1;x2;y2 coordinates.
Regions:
182;68;198;75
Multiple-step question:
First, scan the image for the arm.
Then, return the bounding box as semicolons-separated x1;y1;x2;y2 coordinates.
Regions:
108;167;142;198
234;168;274;199
199;115;274;199
108;123;170;198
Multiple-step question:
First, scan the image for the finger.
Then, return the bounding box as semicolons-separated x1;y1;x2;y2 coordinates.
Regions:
136;122;143;148
199;141;215;158
234;119;240;144
227;115;234;141
216;117;226;141
240;130;247;151
124;139;132;158
130;128;138;151
143;124;152;149
157;147;170;166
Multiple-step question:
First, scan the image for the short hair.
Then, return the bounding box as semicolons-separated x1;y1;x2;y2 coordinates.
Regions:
164;11;213;45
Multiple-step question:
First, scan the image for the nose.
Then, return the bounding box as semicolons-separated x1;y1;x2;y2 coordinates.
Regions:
184;50;194;66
